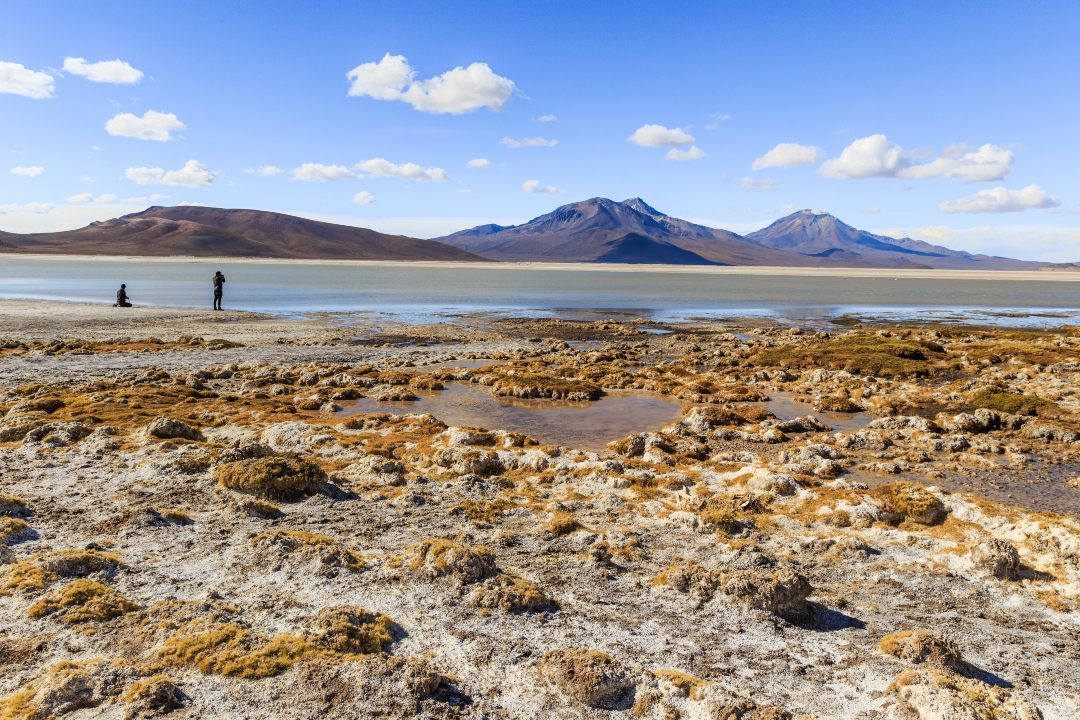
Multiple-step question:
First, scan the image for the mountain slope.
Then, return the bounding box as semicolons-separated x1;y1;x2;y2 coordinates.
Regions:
436;197;800;265
746;210;1037;270
0;206;482;261
592;233;718;265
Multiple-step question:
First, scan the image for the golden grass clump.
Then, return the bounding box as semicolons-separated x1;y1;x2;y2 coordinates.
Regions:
698;509;741;535
120;674;185;716
539;647;634;710
251;529;367;572
215;454;326;501
308;605;395;654
881;482;947;525
469;574;555;613
0;519;31;545
155;619;309;679
546;510;581;535
968;390;1054;416
27;579;138;624
879;630;963;671
0;493;30;518
653;669;710;701
2;549;121;595
407;538;496;583
753;332;944;377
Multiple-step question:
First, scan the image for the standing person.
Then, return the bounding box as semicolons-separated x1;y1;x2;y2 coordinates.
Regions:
113;284;132;307
212;271;225;311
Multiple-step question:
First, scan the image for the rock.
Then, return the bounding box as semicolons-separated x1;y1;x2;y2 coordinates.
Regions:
122;674;186;718
145;417;202;441
868;416;940;433
970;538;1021;580
539;648;635;709
406;539;496;583
431;446;504;476
373;386;419;402
290;655;442;716
468;573;555;612
881;482;947;525
775;415;831;433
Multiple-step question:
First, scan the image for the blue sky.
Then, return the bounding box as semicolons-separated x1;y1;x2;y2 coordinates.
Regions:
2;0;1079;260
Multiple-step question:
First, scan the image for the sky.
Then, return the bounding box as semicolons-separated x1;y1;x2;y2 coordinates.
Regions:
2;0;1079;261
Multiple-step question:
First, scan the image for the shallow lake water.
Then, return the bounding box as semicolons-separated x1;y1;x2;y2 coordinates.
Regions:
3;256;1079;328
338;383;685;450
756;391;872;432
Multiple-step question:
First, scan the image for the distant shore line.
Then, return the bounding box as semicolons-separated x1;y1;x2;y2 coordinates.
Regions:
3;253;1079;282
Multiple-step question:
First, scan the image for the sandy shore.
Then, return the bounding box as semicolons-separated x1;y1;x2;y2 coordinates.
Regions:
5;252;1080;282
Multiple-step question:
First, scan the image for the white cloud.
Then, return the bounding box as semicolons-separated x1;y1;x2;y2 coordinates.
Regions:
866;206;881;214
63;57;143;84
898;143;1013;182
0;202;54;215
125;159;216;187
177;200;207;207
752;142;824;170
105;110;185;141
10;165;44;177
0;61;54;99
665;145;705;161
466;157;492;169
245;165;284;176
875;223;1080;263
66;192;115;204
738;177;777;191
356;157;448;181
820;134;907;179
291;163;354;181
822;134;1014;182
346;53;515;114
628;124;694;147
939;184;1061;214
352;191;376;205
537;114;558;123
522;179;562;195
500;136;558;148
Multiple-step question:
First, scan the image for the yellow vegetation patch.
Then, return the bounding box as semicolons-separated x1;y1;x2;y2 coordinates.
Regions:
308;605;395;654
27;579;138;624
3;549;122;596
469;574;554;612
155;620;309;678
878;482;947;526
0;518;30;545
546;510;581;535
215;454;326;501
653;669;710;700
0;493;29;518
407;538;496;582
250;529;366;571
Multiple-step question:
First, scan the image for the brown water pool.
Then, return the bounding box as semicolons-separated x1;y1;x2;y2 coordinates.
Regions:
338;383;685;450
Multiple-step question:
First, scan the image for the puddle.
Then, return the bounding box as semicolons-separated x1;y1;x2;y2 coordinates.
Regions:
755;391;871;432
849;464;1080;517
413;358;494;371
338;383;684;450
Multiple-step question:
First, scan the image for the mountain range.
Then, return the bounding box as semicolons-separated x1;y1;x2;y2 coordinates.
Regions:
0;199;1052;269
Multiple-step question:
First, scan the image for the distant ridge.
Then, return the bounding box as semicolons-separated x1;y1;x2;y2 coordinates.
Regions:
0;201;1057;269
0;206;482;262
437;199;1046;269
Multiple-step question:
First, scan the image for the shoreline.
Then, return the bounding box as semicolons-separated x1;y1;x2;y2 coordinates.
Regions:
3;252;1079;282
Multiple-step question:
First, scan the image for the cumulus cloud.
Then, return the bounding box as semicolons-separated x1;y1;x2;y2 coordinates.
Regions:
63;57;143;84
244;165;284;176
738;177;777;191
939;184;1061;214
752;143;824;170
874;224;1080;263
899;143;1013;182
821;134;1014;182
0;61;54;99
665;145;705;161
291;163;354;181
356;158;448;181
628;124;694;147
537;114;558;123
105;110;185;141
10;166;44;177
346;53;515;114
0;202;54;215
820;134;907;179
352;191;376;205
125;159;216;187
500;136;558;148
466;158;492;168
522;179;562;195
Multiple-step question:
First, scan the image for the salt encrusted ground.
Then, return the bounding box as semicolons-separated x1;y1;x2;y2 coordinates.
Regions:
0;301;1077;719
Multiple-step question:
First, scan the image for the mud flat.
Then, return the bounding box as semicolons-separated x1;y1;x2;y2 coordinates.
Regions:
1;300;1078;719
